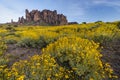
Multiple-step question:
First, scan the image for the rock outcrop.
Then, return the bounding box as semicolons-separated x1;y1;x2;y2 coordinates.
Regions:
18;9;68;25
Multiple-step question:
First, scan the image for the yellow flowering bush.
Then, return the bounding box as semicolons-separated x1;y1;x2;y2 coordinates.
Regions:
0;40;7;56
2;22;119;48
1;36;117;80
6;54;66;80
16;28;59;48
43;37;115;80
0;38;8;80
0;29;8;37
0;22;119;80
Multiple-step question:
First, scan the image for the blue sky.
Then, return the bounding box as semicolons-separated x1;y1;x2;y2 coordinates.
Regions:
0;0;120;23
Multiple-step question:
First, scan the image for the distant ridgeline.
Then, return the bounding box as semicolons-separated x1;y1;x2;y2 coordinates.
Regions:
18;9;68;26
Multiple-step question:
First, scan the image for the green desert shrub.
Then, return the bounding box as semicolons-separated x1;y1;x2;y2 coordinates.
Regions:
17;37;38;48
5;39;17;44
16;36;46;48
16;36;56;48
93;35;112;45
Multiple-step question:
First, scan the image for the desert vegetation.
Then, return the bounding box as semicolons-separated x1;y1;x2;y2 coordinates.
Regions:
0;21;120;80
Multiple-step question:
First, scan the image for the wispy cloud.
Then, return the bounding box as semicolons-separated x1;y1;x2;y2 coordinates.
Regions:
0;4;24;23
63;2;86;22
89;0;120;13
66;3;84;16
92;0;120;7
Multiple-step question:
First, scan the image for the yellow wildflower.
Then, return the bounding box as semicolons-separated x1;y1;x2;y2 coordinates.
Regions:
47;78;51;80
89;78;94;80
17;75;25;80
65;75;69;78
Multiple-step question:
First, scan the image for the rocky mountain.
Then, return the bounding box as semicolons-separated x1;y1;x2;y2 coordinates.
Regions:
18;9;68;25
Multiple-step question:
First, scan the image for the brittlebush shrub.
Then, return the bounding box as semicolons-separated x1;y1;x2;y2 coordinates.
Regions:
43;37;116;80
6;54;64;80
0;40;7;56
3;37;117;80
0;39;8;80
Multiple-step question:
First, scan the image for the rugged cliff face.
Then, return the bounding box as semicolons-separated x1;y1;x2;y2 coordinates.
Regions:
18;9;68;25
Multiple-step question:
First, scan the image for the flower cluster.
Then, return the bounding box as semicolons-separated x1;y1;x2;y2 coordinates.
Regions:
43;37;116;80
0;22;119;80
1;37;117;80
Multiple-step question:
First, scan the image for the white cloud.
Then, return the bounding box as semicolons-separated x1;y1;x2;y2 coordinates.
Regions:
92;0;120;7
64;2;85;22
0;4;24;23
66;4;84;16
89;0;120;13
0;0;25;23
